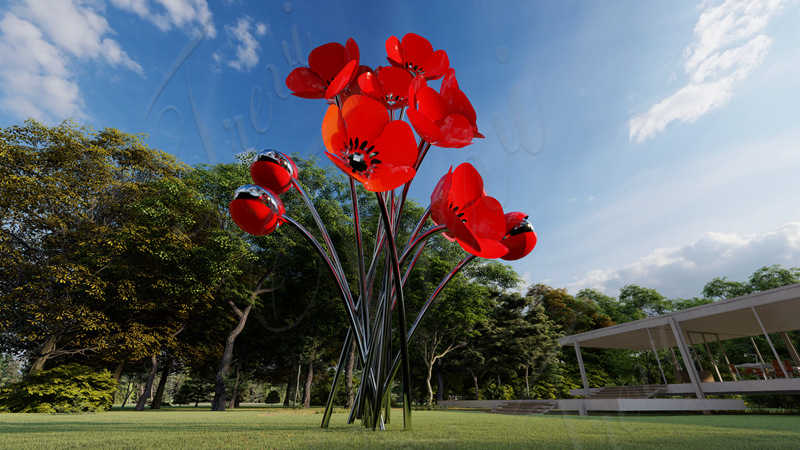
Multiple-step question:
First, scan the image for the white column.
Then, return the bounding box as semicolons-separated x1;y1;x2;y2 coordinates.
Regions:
574;341;591;397
669;316;704;399
752;306;789;379
780;331;800;368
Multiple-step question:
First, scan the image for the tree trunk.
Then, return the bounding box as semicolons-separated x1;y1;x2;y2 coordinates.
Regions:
283;371;293;406
524;363;530;400
212;302;252;412
425;357;436;406
228;360;242;409
294;363;301;406
113;361;125;383
120;378;134;408
134;354;158;411
345;340;355;408
436;358;444;403
150;358;172;409
302;360;313;408
469;369;480;400
28;334;58;375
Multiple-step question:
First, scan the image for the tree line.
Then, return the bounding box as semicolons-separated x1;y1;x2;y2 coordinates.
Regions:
1;119;798;411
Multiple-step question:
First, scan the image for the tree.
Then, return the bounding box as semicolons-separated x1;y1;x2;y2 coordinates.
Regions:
532;285;613;334
0;119;186;375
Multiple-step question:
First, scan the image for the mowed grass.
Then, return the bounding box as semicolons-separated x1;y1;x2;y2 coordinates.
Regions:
2;407;800;449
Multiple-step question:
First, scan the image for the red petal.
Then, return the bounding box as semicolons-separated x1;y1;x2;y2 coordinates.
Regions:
458;236;510;259
370;120;418;167
422;50;449;80
415;86;447;122
285;67;325;98
407;108;444;144
362;165;416;192
322;104;346;155
358;71;383;99
401;33;433;67
430;167;453;226
466;195;506;241
325;60;359;98
341;95;389;143
250;160;293;195
229;199;278;236
501;231;537;261
436;114;474;148
504;212;528;234
308;42;346;85
449;163;485;209
385;35;403;67
378;66;412;103
344;38;359;65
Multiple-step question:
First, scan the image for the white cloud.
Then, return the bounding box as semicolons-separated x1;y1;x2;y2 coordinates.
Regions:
0;0;145;122
110;0;216;38
566;221;800;299
629;0;785;143
216;16;268;72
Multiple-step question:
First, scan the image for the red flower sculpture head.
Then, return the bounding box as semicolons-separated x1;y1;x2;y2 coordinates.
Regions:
358;66;413;110
322;94;418;192
229;184;286;236
286;38;359;99
430;163;508;258
386;33;449;80
407;69;483;148
250;150;298;195
500;212;537;261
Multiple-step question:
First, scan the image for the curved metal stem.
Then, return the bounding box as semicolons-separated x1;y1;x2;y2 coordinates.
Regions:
292;179;349;291
375;192;412;431
282;216;366;361
383;254;477;395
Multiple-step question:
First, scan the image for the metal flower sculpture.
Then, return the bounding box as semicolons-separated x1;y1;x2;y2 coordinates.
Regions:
232;36;538;431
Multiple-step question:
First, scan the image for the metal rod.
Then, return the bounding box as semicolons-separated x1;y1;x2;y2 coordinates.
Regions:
752;306;789;379
384;255;477;395
375;192;412;431
700;333;722;382
715;333;737;381
321;328;353;428
283;216;366;361
646;328;668;384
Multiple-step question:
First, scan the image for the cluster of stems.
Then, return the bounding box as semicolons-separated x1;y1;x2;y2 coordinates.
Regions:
280;152;474;431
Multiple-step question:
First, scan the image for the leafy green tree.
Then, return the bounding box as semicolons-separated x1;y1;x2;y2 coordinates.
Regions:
532;285;613;334
0;119;186;375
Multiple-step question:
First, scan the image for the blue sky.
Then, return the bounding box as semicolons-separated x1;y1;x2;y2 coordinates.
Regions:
2;0;800;299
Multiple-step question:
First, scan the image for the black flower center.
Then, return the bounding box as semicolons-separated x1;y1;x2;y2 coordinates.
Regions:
404;62;425;76
345;137;381;175
449;203;467;224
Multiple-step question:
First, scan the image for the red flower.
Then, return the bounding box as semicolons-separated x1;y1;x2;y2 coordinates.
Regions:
500;212;537;261
407;69;483;148
250;150;298;195
385;33;449;80
322;95;418;192
358;66;413;110
286;39;359;99
430;163;508;258
229;185;285;236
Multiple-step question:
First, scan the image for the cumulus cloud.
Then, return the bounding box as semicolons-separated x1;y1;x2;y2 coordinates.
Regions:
0;0;143;122
629;0;785;143
212;16;268;72
109;0;216;38
566;221;800;299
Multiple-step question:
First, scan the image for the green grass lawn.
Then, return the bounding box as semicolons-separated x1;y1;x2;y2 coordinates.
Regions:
1;406;799;449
